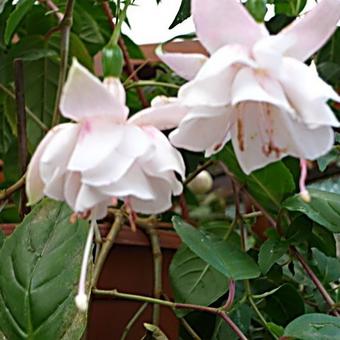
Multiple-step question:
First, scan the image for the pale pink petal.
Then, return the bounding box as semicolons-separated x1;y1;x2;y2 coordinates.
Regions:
67;119;124;172
64;172;81;210
141;127;186;180
231;67;293;113
192;0;267;53
231;103;335;174
170;107;233;155
179;45;254;107
40;123;80;183
276;0;340;61
82;150;135;186
128;97;189;130
280;58;340;127
43;173;66;201
157;47;208;80
98;163;155;200
129;177;174;214
75;184;109;213
103;77;126;106
26;126;63;205
60;59;128;122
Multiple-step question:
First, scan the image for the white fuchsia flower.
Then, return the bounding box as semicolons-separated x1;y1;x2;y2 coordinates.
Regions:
157;0;340;178
26;59;185;219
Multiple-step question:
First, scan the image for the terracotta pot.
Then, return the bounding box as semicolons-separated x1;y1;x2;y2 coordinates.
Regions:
0;224;181;340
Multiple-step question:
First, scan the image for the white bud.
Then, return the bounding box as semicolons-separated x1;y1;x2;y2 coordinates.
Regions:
187;170;213;195
75;293;88;312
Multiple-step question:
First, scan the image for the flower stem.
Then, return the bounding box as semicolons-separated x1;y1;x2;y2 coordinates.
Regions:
291;246;340;316
51;0;75;126
93;289;249;339
91;212;123;287
0;175;26;201
101;2;148;108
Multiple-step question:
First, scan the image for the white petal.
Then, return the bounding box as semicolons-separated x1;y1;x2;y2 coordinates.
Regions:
98;163;155;200
128;98;189;130
141;127;186;180
103;77;126;106
276;0;340;61
231;67;293;113
40;123;80;183
179;45;254;107
60;59;128;122
170;107;233;155
67;119;124;172
192;0;267;53
26;126;63;205
64;172;81;210
157;46;208;80
129;177;174;214
280;58;340;127
43;173;66;201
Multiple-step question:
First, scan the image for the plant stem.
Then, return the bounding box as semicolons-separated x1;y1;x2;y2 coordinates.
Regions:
222;280;236;311
120;303;148;340
101;1;148;108
14;59;28;217
93;289;249;339
145;227;163;326
0;84;48;131
125;80;180;91
0;175;26;200
92;212;123;287
291;246;340;316
51;0;75;126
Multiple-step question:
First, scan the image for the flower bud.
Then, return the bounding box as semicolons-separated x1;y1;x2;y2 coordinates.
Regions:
102;44;124;78
187;170;213;195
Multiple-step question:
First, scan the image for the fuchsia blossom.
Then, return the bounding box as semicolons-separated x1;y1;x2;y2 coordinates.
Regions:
157;0;340;175
26;59;185;219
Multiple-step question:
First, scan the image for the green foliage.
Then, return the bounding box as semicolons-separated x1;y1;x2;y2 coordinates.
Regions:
172;217;260;280
170;244;228;316
284;313;340;339
169;0;191;29
0;199;88;339
284;189;340;233
246;0;267;22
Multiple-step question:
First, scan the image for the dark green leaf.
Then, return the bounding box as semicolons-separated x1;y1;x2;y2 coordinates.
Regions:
267;322;284;337
172;217;260;280
4;0;35;45
212;305;252;339
264;284;305;326
0;229;4;249
312;248;340;283
217;144;295;214
258;238;288;274
169;0;191;29
317;148;340;172
69;33;93;71
0;199;88;339
284;189;340;233
170;245;228;317
284;313;340;339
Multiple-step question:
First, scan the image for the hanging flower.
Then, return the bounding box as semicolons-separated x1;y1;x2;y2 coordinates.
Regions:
26;59;185;219
156;0;340;176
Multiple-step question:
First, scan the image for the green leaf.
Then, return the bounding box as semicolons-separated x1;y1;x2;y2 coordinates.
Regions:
246;0;267;22
4;0;35;45
172;217;260;280
312;248;340;283
0;96;14;155
0;199;88;339
284;189;340;233
258;238;288;274
267;322;284;337
169;0;191;29
264;284;305;326
317;148;340;172
69;33;93;71
212;305;252;339
216;144;295;214
284;313;340;339
170;245;228;317
275;0;307;17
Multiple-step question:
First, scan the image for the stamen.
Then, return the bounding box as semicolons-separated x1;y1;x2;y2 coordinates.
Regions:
75;218;96;312
299;159;311;203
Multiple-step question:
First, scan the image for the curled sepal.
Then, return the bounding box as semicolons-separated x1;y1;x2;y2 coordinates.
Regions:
102;44;124;78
